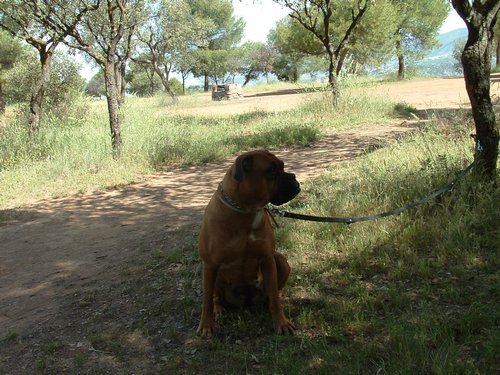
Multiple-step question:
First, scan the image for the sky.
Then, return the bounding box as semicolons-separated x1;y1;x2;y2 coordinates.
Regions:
233;0;467;43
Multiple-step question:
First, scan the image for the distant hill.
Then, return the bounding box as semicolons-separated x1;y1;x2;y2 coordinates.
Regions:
370;28;468;77
429;28;468;58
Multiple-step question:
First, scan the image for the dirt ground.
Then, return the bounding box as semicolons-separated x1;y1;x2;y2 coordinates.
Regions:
0;76;498;338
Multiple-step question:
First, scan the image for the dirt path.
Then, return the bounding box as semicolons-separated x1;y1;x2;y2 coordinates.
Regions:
1;76;498;336
0;122;414;335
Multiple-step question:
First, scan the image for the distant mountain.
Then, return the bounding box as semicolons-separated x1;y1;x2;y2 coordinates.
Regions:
415;28;467;76
429;28;468;58
369;28;468;77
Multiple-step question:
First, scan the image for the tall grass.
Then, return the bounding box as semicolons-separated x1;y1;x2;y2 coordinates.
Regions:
0;92;396;208
271;124;499;374
17;119;497;374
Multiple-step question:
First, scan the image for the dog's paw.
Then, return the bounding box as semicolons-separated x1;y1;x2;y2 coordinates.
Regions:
197;322;216;338
276;319;296;335
214;303;225;319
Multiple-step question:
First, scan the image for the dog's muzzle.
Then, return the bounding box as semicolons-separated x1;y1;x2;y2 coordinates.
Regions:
271;173;301;206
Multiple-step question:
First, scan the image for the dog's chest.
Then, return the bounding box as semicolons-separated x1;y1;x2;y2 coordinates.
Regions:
248;210;264;242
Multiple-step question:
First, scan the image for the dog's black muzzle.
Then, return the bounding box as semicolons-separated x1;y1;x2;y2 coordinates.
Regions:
271;173;301;206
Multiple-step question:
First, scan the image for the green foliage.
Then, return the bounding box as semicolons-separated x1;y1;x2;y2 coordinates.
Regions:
136;0;212;93
188;0;244;87
187;0;244;50
3;49;85;115
268;17;328;82
3;52;85;119
269;17;323;57
394;0;450;59
85;71;106;97
191;47;243;84
126;63;162;97
0;30;23;112
0;30;23;71
348;0;397;67
237;41;276;85
167;78;183;96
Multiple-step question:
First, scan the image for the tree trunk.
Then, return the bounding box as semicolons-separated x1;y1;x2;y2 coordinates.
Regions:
496;36;500;68
461;29;498;178
336;48;349;76
204;72;209;92
450;0;500;181
120;63;126;102
28;50;52;143
327;51;340;104
104;62;123;158
114;63;122;105
0;82;5;114
397;54;405;80
160;72;176;100
243;72;252;86
396;38;405;80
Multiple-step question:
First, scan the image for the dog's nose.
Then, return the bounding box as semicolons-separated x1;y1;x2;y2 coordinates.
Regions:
294;180;301;193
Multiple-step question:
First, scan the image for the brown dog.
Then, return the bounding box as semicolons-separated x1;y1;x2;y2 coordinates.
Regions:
197;150;300;337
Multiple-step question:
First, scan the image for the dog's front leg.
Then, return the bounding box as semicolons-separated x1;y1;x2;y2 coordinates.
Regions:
198;262;218;338
261;256;296;335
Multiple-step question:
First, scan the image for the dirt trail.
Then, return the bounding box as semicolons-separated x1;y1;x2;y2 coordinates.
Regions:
1;76;498;335
0;122;413;335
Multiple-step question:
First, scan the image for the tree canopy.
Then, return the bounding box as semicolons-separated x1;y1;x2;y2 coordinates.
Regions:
392;0;450;79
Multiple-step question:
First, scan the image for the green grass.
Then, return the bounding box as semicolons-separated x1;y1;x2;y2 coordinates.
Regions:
271;125;499;374
0;84;498;374
3;115;497;374
0;91;395;208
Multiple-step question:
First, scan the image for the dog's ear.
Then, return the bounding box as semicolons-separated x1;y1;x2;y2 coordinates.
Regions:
234;154;253;182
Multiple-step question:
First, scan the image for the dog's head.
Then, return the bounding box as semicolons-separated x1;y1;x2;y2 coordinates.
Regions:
232;150;300;207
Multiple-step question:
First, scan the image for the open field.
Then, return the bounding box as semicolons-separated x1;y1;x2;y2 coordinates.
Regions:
0;77;499;374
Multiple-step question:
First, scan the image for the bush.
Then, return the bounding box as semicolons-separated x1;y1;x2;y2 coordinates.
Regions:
3;49;86;118
85;71;106;98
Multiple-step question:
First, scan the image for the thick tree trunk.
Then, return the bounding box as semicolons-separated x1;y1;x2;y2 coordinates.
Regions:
460;23;498;178
28;51;52;143
451;0;499;179
104;62;123;158
113;63;126;105
462;36;498;178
